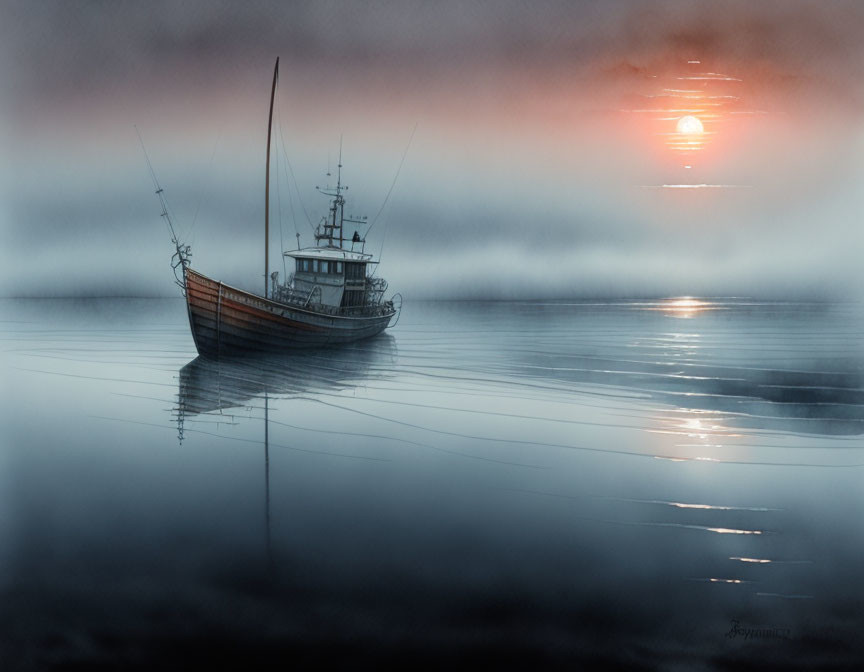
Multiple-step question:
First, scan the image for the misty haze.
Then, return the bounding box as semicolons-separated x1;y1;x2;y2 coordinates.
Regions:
1;1;863;670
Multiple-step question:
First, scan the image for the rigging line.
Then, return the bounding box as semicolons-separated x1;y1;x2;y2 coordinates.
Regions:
285;151;301;248
370;222;390;279
368;123;417;278
275;97;315;235
186;131;221;246
281;145;304;246
134;125;181;245
135;125;161;194
133;124;181;246
275;95;300;244
366;122;417;235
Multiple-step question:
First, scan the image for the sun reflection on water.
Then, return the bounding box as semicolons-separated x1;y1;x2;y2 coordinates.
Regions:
663;297;709;319
638;297;718;319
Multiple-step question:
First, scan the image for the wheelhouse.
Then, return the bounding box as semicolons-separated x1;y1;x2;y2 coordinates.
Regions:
266;145;392;316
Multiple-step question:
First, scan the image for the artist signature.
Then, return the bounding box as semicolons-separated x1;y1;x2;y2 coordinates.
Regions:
725;619;791;641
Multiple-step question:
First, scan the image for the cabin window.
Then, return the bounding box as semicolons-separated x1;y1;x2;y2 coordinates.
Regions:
297;258;344;274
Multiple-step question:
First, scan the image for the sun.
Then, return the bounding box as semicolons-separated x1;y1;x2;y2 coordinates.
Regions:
676;115;704;135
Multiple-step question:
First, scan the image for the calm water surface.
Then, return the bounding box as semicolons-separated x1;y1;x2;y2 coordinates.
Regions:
1;298;863;669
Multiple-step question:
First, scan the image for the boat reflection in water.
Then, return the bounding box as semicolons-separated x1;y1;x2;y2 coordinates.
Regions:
174;334;397;564
176;334;397;422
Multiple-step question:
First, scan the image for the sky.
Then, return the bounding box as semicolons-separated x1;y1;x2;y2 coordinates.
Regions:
1;0;863;298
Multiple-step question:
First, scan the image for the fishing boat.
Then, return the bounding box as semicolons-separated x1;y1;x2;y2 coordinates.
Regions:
149;58;400;358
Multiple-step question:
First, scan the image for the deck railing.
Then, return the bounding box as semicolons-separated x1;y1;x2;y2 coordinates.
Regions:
268;283;393;318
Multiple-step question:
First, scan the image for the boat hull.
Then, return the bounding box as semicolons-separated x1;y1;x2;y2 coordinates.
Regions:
184;268;395;357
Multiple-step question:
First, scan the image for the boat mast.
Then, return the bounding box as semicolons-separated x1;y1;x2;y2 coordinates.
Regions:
315;138;347;249
265;57;279;298
317;138;370;250
335;139;343;249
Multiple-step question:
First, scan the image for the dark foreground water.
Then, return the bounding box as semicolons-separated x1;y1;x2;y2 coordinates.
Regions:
1;297;863;670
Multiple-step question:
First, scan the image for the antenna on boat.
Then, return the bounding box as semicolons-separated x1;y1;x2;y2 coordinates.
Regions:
337;135;343;194
265;57;280;299
135;125;191;294
314;135;351;250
